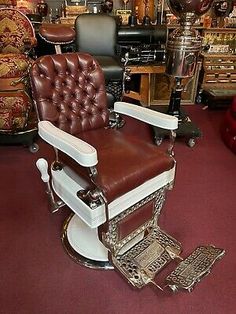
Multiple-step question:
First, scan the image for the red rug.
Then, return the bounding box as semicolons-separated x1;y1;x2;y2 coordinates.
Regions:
0;105;235;314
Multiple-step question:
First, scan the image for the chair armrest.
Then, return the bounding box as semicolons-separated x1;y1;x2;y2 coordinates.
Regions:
114;101;178;130
38;121;98;167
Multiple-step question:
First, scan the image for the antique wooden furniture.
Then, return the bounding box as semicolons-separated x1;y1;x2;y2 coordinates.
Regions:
124;64;165;106
199;28;236;108
199;53;236;90
199;52;236;107
0;7;38;151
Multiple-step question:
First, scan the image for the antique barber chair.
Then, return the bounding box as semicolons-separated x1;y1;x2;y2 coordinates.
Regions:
154;0;214;147
0;5;38;151
30;52;224;293
75;13;124;107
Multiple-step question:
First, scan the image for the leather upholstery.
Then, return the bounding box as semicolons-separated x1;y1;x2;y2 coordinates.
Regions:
75;13;123;105
75;13;117;57
221;96;236;154
75;13;123;80
30;53;110;134
39;24;76;45
94;56;123;81
30;52;174;203
59;128;174;203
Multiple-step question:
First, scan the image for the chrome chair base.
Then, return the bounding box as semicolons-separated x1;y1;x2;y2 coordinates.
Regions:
61;214;113;270
61;213;225;292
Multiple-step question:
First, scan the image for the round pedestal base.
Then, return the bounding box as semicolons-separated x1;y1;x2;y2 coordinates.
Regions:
61;214;113;270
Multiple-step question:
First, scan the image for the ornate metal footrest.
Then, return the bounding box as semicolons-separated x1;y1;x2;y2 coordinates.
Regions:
110;228;225;292
166;245;225;292
111;227;182;289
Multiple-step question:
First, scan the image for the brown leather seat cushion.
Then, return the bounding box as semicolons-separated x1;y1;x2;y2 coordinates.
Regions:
59;127;174;203
39;24;75;44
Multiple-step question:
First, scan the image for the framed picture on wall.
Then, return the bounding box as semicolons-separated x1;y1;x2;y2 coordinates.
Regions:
115;9;132;25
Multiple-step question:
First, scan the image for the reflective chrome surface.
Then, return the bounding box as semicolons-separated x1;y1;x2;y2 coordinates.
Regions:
166;245;225;292
165;0;214;79
167;0;214;19
166;28;202;78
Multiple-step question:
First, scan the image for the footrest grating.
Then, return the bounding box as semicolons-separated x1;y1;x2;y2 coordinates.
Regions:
166;245;225;292
111;227;182;289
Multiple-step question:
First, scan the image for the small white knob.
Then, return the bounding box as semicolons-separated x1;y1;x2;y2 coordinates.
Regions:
36;158;50;183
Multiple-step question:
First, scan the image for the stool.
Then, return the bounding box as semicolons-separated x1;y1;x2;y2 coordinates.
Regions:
39;23;75;54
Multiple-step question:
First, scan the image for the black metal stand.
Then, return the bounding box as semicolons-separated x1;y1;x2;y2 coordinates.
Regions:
152;88;202;147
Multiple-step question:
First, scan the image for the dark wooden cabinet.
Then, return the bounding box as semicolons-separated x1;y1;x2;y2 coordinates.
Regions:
199;28;236;91
197;28;236;107
199;52;236;90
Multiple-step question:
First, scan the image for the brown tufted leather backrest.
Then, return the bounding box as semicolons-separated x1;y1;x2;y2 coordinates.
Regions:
30;53;110;135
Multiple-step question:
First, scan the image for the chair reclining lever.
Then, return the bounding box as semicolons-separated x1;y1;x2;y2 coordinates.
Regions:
88;166;98;180
77;188;105;210
36;158;65;213
168;130;177;157
108;111;125;129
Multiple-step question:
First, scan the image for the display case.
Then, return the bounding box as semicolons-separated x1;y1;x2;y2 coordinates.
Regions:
198;28;236;107
202;28;235;54
200;28;236;92
199;52;236;90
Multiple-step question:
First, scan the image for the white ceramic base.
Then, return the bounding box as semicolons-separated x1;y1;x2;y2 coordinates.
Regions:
61;214;113;269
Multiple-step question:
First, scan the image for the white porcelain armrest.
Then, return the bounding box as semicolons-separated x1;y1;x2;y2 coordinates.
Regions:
114;101;178;130
38;121;98;167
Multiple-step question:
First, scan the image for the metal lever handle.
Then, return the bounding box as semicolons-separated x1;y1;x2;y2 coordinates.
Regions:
36;158;65;213
36;158;50;183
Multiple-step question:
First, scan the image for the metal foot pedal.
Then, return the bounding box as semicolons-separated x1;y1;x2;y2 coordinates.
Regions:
110;227;225;292
166;245;225;293
111;227;182;289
